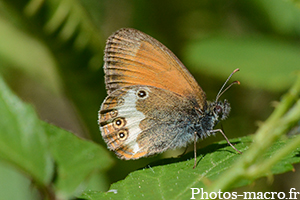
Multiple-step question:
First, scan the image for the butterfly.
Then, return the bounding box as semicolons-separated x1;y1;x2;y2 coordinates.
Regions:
98;28;241;168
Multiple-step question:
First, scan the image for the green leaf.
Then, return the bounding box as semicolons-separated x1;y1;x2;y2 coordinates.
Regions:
184;36;300;91
0;76;53;185
0;161;39;200
1;0;105;140
43;122;114;198
0;75;114;199
80;136;300;200
251;0;300;35
20;0;104;65
0;17;62;94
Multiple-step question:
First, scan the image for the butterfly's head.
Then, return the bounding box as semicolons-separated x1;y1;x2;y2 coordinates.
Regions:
212;68;239;121
211;99;231;121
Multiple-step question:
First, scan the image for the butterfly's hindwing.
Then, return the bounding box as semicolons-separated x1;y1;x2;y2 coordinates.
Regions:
99;85;199;159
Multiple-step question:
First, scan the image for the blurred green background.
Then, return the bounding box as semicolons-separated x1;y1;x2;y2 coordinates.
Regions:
0;0;300;199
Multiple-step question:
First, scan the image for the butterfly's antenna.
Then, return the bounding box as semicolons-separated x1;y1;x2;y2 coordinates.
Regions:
216;81;240;101
216;68;240;102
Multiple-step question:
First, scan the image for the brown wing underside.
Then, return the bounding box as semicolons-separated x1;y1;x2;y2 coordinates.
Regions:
99;86;198;160
104;28;206;109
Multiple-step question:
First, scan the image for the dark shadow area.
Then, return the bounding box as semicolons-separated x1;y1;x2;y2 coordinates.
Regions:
142;140;244;169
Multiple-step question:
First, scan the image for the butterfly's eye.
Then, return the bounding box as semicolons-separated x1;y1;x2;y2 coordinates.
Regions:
117;129;128;141
214;105;223;115
136;89;148;99
113;118;126;129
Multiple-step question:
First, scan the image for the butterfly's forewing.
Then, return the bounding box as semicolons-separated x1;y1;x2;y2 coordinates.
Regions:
99;86;197;159
104;28;206;110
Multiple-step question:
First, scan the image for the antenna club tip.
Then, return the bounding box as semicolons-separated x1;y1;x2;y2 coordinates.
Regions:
233;68;240;73
237;81;241;85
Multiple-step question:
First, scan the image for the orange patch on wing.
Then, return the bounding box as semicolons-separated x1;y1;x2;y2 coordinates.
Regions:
99;112;112;123
115;148;147;160
101;96;119;110
101;124;119;149
104;28;206;109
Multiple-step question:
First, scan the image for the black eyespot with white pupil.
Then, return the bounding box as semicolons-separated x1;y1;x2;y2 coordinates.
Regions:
118;129;128;140
113;118;126;128
137;89;147;99
116;119;121;125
